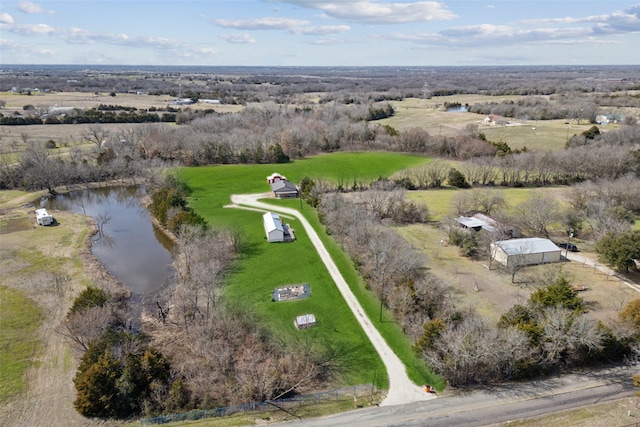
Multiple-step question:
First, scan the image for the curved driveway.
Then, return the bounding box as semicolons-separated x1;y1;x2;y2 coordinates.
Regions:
229;193;433;407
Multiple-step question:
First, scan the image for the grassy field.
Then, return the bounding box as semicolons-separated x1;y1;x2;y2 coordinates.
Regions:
0;91;245;113
0;286;44;403
378;96;605;151
177;152;439;389
481;119;609;152
0;202;117;426
405;186;572;221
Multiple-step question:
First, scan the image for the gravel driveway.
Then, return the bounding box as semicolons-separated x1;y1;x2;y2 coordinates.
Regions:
229;193;434;406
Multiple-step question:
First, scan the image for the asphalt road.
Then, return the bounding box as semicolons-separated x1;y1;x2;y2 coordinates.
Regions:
272;365;639;427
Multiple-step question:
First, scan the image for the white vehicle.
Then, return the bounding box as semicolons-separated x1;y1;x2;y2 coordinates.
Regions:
36;208;54;226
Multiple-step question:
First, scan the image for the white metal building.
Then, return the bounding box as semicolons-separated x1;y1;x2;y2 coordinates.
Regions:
263;212;285;242
491;237;561;268
36;208;54;226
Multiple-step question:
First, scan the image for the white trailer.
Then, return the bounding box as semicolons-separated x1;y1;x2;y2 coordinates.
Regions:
36;208;54;226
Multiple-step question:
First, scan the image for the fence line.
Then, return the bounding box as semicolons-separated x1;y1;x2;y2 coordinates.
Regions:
140;383;376;426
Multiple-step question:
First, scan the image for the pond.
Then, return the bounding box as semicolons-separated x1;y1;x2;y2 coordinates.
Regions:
446;106;469;113
45;186;174;308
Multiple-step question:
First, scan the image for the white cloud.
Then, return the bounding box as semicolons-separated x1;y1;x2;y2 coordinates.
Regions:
213;17;349;35
2;19;211;59
284;1;457;24
214;17;310;31
0;38;56;57
390;3;640;50
292;24;350;35
0;13;14;24
17;1;54;14
521;4;640;34
220;33;256;44
9;23;57;35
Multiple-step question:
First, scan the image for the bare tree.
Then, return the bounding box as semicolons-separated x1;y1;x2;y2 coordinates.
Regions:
515;193;559;238
83;125;109;149
539;306;605;366
95;211;112;239
59;305;116;351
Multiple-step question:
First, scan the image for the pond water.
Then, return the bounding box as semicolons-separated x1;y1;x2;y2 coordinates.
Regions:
45;186;174;299
446;106;469;113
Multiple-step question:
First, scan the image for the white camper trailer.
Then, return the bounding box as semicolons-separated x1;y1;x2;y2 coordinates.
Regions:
36;208;54;226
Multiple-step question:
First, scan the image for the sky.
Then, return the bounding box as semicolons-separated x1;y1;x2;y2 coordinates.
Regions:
1;0;639;66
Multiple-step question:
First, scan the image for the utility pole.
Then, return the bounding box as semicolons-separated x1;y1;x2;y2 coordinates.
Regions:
565;228;574;259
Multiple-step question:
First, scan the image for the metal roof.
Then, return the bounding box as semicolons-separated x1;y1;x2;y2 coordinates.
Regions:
495;237;560;256
263;212;284;233
456;215;497;232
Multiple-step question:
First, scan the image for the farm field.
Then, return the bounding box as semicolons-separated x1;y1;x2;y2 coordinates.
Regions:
0;91;245;113
379;96;608;151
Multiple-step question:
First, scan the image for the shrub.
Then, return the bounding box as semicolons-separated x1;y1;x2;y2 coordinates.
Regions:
448;168;469;188
69;287;110;315
529;277;584;313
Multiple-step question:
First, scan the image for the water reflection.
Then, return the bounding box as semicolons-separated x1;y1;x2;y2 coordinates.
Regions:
46;186;174;296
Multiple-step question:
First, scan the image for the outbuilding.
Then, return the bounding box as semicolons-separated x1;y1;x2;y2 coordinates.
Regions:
270;180;299;198
294;314;316;330
263;212;285;242
491;237;561;268
36;208;54;226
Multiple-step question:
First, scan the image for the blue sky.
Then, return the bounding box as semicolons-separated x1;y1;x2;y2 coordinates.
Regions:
1;1;639;66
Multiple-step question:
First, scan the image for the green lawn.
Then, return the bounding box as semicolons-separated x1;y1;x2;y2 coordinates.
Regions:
178;152;439;389
407;186;571;221
0;286;44;403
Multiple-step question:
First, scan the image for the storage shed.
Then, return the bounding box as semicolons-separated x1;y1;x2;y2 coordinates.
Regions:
491;237;561;268
263;212;285;242
294;314;316;330
36;208;54;226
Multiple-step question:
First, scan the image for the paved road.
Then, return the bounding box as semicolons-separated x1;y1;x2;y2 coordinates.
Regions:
272;365;639;427
229;193;433;407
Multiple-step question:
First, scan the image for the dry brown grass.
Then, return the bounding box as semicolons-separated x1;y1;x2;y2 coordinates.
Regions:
0;192;124;427
395;223;638;327
494;397;640;427
0;91;244;113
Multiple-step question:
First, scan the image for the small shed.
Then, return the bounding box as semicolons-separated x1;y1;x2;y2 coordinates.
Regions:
491;237;561;268
36;208;54;226
456;213;520;237
456;216;491;232
294;314;316;330
263;212;285;242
